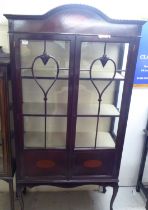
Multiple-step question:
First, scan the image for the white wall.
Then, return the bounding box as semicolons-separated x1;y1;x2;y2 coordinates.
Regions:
119;88;148;186
0;0;148;187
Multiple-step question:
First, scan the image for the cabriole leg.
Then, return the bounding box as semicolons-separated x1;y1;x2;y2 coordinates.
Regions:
102;186;106;193
23;186;27;195
9;179;15;210
146;200;148;210
136;182;140;192
110;183;119;210
16;184;24;210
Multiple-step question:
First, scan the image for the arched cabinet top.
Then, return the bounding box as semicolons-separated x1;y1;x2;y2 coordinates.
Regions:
4;4;146;36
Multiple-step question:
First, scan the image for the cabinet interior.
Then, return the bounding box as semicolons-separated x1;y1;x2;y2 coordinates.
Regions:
20;39;128;150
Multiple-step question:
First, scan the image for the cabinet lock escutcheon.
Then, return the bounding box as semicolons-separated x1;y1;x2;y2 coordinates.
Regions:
98;34;111;39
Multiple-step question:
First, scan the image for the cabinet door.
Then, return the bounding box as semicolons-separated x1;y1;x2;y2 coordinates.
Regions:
15;34;75;178
72;35;131;177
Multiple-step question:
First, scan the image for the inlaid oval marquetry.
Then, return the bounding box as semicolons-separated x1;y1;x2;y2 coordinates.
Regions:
84;160;102;168
36;160;55;169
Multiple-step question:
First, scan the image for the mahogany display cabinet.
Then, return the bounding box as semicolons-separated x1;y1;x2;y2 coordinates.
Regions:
4;4;145;210
0;47;15;210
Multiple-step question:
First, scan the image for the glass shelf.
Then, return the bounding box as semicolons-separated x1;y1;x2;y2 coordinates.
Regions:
23;116;67;149
75;132;115;148
23;131;115;149
23;102;119;116
24;131;66;149
77;103;120;116
21;68;69;80
80;70;125;80
21;68;125;81
23;102;67;115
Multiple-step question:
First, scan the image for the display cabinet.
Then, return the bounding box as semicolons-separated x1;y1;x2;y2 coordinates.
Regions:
5;4;145;210
136;118;148;210
0;47;15;210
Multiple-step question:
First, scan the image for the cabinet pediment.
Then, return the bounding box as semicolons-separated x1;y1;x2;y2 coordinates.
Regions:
4;4;144;36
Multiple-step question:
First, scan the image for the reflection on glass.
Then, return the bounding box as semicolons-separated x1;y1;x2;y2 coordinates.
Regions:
24;117;67;149
21;40;70;115
80;42;126;78
21;40;70;149
78;42;127;117
75;117;115;148
21;40;70;70
22;80;68;115
75;42;129;148
78;80;120;116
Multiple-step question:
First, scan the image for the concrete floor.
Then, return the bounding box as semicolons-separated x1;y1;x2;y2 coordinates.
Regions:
0;187;146;210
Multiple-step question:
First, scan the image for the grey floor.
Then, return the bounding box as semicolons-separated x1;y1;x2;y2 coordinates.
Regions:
0;187;146;210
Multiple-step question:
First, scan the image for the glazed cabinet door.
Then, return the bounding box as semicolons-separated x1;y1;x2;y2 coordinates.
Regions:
72;35;134;177
14;34;75;178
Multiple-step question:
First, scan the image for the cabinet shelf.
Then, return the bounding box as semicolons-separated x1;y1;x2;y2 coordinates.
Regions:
23;131;115;149
77;104;120;116
80;70;125;80
21;68;69;80
75;132;115;148
23;102;120;117
23;102;67;116
24;131;66;149
21;68;125;81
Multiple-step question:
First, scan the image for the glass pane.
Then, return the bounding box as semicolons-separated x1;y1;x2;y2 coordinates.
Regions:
21;40;70;70
22;79;68;115
78;42;128;117
24;117;67;149
80;42;127;78
75;41;129;148
21;39;70;149
75;117;116;148
78;80;120;116
21;40;70;115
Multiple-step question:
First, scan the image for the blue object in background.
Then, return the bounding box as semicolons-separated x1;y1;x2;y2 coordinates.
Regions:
134;22;148;86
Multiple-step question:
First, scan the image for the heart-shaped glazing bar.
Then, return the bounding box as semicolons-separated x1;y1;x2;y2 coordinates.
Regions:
31;52;60;99
90;55;116;100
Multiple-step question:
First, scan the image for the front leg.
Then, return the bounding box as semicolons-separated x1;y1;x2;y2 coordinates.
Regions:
9;179;15;210
16;184;24;210
146;199;148;210
110;183;118;210
102;186;106;193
